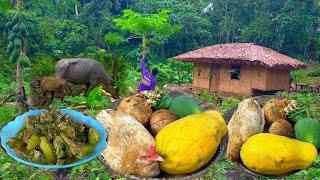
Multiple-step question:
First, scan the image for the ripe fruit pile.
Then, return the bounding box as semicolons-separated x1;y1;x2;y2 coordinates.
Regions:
6;12;30;67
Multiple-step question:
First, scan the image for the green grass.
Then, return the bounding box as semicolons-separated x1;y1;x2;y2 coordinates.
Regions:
292;61;320;85
0;105;17;126
220;97;241;114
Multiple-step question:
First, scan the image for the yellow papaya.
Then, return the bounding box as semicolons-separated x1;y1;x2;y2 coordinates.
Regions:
240;133;317;175
155;110;227;174
203;110;227;137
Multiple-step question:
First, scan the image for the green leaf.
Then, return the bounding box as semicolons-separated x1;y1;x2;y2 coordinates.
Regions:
87;87;111;109
104;32;127;46
0;0;12;15
63;96;87;106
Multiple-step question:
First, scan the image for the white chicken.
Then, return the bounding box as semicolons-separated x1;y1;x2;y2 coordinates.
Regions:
226;98;265;162
96;109;163;177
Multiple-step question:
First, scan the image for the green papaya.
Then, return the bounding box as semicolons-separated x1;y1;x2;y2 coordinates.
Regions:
6;47;11;55
19;22;26;32
13;38;22;48
7;42;14;53
8;32;16;41
168;95;202;118
12;23;20;33
16;31;22;38
294;118;320;148
9;48;19;63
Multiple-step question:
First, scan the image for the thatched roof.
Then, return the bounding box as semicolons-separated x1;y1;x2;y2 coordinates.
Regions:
173;43;308;70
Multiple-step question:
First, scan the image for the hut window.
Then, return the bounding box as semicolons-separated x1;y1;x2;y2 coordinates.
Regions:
230;65;241;80
198;69;201;76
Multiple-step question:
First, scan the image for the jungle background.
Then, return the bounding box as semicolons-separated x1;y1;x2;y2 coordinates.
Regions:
0;0;320;179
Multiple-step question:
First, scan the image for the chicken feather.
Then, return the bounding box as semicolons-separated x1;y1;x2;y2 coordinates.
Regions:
96;110;160;177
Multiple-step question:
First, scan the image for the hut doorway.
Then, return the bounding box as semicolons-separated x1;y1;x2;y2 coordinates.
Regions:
209;64;220;92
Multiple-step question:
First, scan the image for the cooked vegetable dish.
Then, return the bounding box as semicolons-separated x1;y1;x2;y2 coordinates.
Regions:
7;109;100;165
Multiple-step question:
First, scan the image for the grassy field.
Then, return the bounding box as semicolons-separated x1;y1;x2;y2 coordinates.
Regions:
0;63;319;179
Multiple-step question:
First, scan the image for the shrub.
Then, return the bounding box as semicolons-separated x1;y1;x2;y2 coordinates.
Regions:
30;55;57;78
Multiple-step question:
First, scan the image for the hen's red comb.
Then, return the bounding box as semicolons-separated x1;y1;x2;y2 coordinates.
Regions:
147;145;157;157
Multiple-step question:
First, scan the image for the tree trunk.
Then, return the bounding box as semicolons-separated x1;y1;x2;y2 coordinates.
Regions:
113;56;117;82
142;35;147;58
16;61;27;113
75;4;78;15
14;0;27;113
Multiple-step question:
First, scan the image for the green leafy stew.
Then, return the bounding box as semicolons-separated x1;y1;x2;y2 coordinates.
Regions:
7;109;100;165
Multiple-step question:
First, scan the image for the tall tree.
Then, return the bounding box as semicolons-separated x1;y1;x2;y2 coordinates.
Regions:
5;0;30;113
105;9;182;58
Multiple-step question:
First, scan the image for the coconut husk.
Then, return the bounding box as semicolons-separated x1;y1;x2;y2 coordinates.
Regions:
117;94;153;126
150;109;177;136
268;119;293;137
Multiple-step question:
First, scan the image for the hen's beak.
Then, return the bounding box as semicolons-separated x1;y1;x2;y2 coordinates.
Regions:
155;156;164;162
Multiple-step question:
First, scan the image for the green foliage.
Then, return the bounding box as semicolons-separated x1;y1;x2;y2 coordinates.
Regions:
113;9;182;44
30;56;56;78
86;87;112;109
0;72;16;101
69;160;111;180
154;60;193;86
0;105;17;126
198;91;217;105
51;87;112;110
0;150;54;180
0;0;11;15
115;68;140;97
220;97;241;114
277;91;320;118
104;32;127;46
133;0;212;57
108;8;182;58
292;62;320;84
62;96;87;107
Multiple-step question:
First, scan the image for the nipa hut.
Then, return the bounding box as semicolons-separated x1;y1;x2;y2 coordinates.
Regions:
173;43;307;96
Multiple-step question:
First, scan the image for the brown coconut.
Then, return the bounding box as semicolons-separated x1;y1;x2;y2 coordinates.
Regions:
117;94;153;126
150;109;177;136
263;99;288;125
269;119;293;137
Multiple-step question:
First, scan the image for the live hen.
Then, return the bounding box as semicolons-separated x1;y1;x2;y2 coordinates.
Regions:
96;109;163;177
